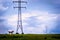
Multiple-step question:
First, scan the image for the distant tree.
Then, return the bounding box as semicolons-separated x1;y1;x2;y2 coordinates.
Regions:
8;30;14;34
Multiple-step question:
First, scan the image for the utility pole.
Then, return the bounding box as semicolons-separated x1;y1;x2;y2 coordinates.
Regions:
13;0;27;34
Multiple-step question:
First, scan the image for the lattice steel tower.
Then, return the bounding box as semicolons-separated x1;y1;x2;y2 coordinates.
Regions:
13;0;27;34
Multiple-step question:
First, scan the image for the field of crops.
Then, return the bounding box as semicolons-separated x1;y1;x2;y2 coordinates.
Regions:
0;34;60;40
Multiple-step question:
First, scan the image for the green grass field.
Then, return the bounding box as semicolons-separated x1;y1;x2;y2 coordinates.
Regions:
0;34;60;40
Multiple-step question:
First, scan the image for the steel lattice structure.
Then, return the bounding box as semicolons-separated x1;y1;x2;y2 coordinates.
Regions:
13;0;27;34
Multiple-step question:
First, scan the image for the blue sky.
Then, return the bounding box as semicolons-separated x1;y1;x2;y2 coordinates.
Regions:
0;0;60;34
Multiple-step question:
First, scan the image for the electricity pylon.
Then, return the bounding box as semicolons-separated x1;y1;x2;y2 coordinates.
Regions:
13;0;27;34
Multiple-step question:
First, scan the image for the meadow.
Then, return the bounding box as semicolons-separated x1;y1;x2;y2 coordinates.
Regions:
0;34;60;40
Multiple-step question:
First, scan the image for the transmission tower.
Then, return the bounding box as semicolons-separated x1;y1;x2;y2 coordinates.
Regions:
13;0;27;34
45;25;48;34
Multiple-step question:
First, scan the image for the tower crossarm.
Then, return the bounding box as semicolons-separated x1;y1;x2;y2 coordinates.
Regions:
13;1;27;3
14;7;26;9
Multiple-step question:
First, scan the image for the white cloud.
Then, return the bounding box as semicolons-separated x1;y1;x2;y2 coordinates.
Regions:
0;0;9;11
0;4;8;11
23;24;46;34
6;15;17;27
22;11;57;34
6;10;57;34
12;0;27;1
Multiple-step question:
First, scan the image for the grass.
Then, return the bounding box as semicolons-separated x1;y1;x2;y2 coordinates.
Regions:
0;34;60;40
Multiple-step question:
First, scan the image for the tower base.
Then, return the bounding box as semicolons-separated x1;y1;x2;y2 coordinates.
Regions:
22;32;24;34
16;32;19;34
16;32;24;34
